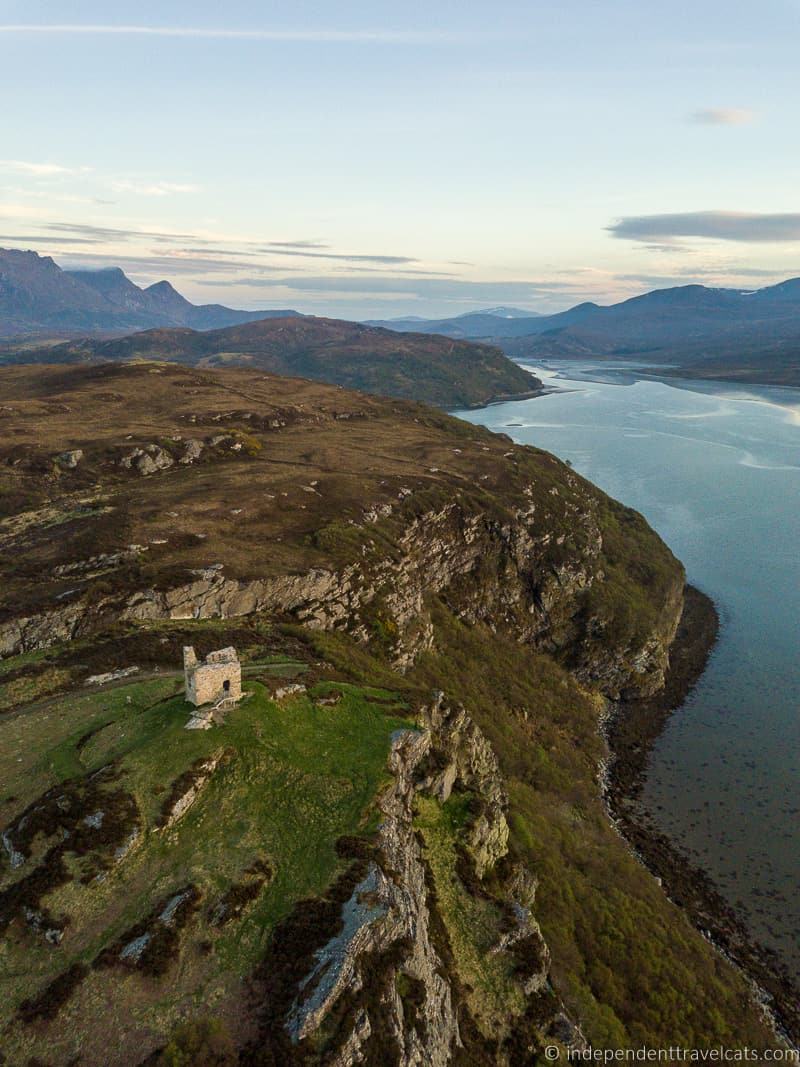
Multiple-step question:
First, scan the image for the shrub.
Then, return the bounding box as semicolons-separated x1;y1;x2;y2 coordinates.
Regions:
158;1018;237;1066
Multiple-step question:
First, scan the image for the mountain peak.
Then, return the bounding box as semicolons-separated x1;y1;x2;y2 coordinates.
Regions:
145;279;181;295
0;247;295;336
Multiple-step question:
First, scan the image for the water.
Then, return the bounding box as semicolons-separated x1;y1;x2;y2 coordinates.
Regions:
457;362;800;978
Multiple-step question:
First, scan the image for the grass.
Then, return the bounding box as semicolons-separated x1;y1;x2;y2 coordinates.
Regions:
0;671;410;1066
415;793;525;1035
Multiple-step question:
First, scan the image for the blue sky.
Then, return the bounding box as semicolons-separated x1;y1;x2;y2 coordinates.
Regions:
2;0;799;317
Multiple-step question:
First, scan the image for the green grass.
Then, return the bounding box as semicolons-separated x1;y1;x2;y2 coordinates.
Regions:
0;674;410;1065
0;647;51;678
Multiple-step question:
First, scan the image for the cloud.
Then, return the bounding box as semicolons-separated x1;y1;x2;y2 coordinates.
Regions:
202;275;565;304
262;240;330;249
690;107;755;125
255;247;418;265
52;251;292;276
608;211;800;243
0;234;103;245
110;180;200;196
46;222;205;243
0;24;467;45
0;159;90;176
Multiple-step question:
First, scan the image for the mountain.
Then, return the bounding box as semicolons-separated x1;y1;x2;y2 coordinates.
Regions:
472;305;542;318
0;361;779;1064
366;309;546;338
375;279;800;387
497;280;800;386
0;248;298;336
366;306;540;334
2;315;542;409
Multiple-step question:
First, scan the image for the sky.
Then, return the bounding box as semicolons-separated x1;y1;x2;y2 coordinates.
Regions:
2;0;800;319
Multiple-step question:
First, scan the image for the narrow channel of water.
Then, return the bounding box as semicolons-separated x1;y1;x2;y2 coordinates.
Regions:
457;362;800;979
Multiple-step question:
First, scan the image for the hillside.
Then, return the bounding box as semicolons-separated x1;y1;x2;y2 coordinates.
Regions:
1;316;542;409
0;248;296;336
0;363;784;1065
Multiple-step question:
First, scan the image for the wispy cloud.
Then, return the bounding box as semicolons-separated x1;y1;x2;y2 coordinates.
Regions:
608;211;800;243
0;159;90;176
205;275;561;304
255;247;418;265
263;240;330;249
110;180;200;196
690;107;755;125
52;251;294;276
45;222;205;243
0;24;466;44
0;234;103;245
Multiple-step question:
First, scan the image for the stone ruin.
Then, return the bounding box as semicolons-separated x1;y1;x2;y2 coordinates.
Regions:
183;646;242;708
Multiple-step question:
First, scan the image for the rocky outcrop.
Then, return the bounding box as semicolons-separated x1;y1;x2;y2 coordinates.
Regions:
56;449;83;469
285;698;568;1065
420;695;510;878
119;444;175;475
158;752;224;830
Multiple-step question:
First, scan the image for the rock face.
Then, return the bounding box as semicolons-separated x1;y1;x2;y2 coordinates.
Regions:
0;493;683;704
284;698;566;1065
422;695;510;876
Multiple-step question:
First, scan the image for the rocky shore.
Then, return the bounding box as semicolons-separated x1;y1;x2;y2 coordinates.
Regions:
604;585;800;1048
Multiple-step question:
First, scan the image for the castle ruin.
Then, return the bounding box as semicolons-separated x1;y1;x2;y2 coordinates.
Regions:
183;646;242;707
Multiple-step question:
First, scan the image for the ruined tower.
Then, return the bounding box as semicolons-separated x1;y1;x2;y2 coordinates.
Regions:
183;646;242;706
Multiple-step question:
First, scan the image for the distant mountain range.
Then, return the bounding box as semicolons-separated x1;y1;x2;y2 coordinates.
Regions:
369;280;800;387
3;247;799;389
0;315;541;410
0;248;298;336
368;306;541;334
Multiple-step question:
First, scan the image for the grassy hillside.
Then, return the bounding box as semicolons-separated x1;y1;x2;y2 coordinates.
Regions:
0;363;781;1063
0;315;542;409
0;624;410;1065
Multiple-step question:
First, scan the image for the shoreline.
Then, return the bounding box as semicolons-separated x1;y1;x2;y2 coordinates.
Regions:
604;585;800;1048
471;385;549;409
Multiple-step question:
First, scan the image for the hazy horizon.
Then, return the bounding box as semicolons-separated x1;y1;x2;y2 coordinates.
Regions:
2;0;800;318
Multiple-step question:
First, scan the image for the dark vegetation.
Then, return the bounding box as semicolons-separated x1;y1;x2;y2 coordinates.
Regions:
17;963;90;1024
243;851;375;1065
94;884;202;976
156;1017;239;1066
209;859;274;927
0;763;140;939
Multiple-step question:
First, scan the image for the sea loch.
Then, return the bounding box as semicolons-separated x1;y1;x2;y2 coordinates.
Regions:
458;361;800;980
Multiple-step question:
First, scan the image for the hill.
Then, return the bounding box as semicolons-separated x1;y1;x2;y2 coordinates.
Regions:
0;248;297;336
0;363;785;1064
2;315;542;409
